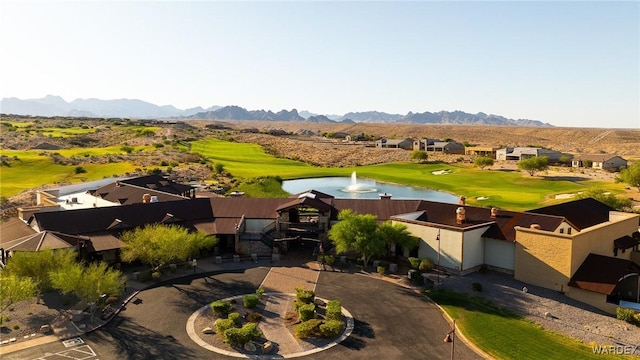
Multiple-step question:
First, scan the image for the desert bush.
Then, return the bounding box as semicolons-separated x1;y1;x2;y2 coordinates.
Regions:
210;300;232;316
224;323;261;345
228;312;241;325
243;294;259;308
616;307;638;325
295;287;315;305
256;287;265;298
419;258;434;272
408;257;420;269
319;320;344;338
247;312;263;323
214;318;235;334
294;319;322;339
74;166;87;174
298;303;316;322
326;300;342;321
472;282;483;292
121;146;134;154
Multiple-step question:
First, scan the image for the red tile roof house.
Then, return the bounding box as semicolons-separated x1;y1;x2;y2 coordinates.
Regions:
1;177;639;314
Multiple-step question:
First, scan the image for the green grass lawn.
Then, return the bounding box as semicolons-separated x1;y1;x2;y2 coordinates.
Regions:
1;137;626;210
190;138;623;210
427;290;635;360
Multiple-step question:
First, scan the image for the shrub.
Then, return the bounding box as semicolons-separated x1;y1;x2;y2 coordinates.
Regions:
247;312;262;323
377;265;385;276
224;322;261;345
323;255;335;266
298;303;316;322
320;320;344;338
210;300;232;316
214;318;235;334
326;300;342;321
12;324;19;330
121;146;134;154
419;258;434;272
243;294;259;309
295;287;315;305
151;271;161;280
616;307;638;324
294;319;322;339
215;163;225;174
472;282;483;292
256;287;265;298
228;312;241;325
408;257;420;269
74;166;87;174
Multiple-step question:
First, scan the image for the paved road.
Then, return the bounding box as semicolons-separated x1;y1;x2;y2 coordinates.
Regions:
4;266;481;360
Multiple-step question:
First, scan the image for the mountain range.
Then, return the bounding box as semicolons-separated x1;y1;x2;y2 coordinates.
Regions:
0;95;552;127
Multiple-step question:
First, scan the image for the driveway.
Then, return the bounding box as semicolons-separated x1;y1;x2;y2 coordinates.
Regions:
4;266;481;360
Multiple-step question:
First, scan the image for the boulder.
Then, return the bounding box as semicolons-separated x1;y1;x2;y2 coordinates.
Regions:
201;327;215;334
262;341;273;354
243;341;257;353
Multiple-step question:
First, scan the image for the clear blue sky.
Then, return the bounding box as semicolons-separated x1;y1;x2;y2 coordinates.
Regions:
1;1;638;128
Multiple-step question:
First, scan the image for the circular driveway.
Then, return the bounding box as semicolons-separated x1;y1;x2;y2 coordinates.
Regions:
83;267;481;360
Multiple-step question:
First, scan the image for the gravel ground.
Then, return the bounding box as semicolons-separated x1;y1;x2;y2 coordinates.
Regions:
438;271;640;348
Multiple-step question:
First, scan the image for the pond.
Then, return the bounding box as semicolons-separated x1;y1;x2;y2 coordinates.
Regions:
282;172;459;203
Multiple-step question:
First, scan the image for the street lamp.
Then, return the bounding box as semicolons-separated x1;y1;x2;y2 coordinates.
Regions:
192;258;197;273
443;319;455;360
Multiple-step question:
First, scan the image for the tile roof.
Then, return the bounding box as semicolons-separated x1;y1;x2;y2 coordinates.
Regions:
529;198;612;230
0;217;36;242
568;254;640;295
93;179;189;205
208;198;290;219
85;232;125;252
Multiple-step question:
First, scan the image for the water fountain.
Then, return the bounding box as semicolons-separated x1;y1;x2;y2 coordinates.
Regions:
343;171;377;193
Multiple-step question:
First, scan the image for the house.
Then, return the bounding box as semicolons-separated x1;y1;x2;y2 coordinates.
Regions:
2;183;638;314
375;138;414;150
413;138;465;154
464;146;499;159
496;147;567;162
572;154;627;171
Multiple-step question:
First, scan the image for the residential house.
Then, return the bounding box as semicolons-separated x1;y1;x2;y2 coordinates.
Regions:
464;146;499;159
572;154;628;172
376;138;414;150
496;147;567;162
413;138;465;154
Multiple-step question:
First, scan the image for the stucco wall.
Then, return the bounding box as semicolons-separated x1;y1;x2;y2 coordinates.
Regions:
514;229;572;292
397;222;463;271
461;226;489;271
566;287;617;314
484;238;515;271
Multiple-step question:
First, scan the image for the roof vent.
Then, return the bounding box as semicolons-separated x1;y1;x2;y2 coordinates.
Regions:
530;224;541;230
458;196;466;205
115;180;121;187
142;193;151;203
456;207;466;224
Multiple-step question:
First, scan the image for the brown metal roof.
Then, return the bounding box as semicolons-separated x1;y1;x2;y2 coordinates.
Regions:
209;198;289;218
0;218;37;243
333;199;425;222
276;196;334;213
568;254;640;295
574;154;626;162
86;233;125;252
94;183;188;205
1;231;85;251
289;190;335;199
529;198;611;230
31;198;213;234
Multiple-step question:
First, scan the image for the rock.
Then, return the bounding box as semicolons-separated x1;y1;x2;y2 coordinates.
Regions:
201;327;215;334
243;341;257;353
262;341;273;354
39;324;52;334
544;312;553;319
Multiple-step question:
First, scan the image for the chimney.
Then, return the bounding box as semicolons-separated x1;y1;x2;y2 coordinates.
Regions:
379;193;392;200
490;208;498;218
530;224;541;230
115;180;121;187
142;193;151;203
458;196;466;205
456;207;466;224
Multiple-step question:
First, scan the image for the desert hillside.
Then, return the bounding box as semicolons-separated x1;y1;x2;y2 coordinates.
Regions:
189;121;640;159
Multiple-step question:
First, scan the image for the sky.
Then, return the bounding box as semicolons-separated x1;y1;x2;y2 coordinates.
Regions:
1;1;638;128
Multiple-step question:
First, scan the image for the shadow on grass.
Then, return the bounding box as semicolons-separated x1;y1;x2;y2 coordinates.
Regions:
426;288;520;319
94;316;196;360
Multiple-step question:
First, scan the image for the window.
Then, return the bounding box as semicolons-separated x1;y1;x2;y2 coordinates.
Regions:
567;228;572;235
559;229;564;234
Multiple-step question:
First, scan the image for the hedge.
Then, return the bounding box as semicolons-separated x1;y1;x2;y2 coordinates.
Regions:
224;322;262;345
228;312;241;325
294;319;323;339
214;318;235;334
243;294;260;308
320;319;344;338
211;300;232;316
326;300;342;321
298;303;316;322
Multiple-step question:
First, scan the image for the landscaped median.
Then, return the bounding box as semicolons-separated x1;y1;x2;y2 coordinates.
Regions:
426;289;636;360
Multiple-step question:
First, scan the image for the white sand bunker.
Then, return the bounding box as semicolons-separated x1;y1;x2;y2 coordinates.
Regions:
476;196;489;201
555;193;578;200
432;169;452;175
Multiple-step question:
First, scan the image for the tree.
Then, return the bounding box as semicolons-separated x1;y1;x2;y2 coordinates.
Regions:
620;161;640;191
0;274;36;321
3;249;76;303
559;155;572;166
517;156;549;176
578;188;633;212
120;224;217;270
473;156;494;170
377;221;418;255
410;151;428;162
328;210;386;267
50;261;124;323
